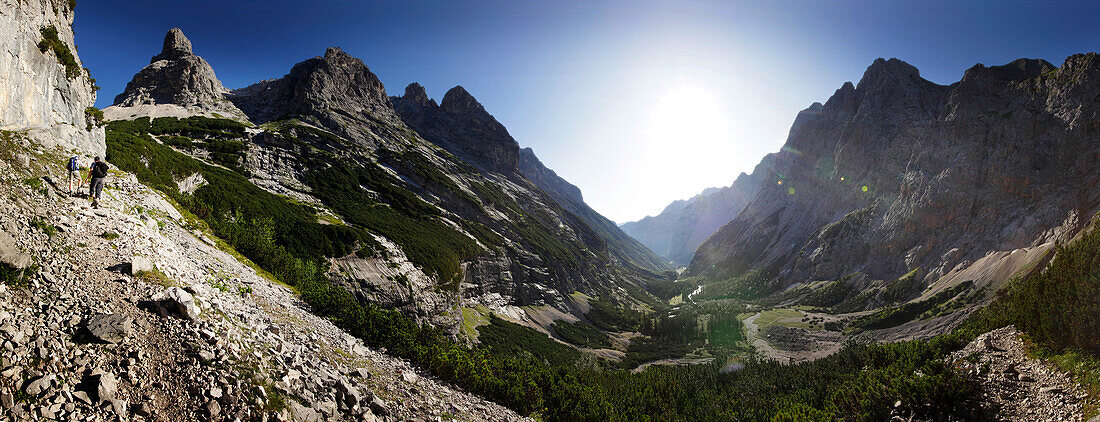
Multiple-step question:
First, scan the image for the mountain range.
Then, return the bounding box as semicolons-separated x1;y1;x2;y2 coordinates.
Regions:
104;28;671;335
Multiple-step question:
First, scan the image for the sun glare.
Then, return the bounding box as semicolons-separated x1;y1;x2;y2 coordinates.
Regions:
643;78;735;194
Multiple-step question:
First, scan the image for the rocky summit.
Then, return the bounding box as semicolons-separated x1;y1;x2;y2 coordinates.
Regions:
108;28;246;121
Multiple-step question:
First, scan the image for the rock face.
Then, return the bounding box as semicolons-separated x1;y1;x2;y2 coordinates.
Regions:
229;47;404;147
620;158;771;266
689;56;1100;294
0;0;104;156
107;28;245;120
392;83;520;174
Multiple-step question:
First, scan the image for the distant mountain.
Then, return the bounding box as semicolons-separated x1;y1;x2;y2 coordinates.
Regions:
687;56;1099;326
620;159;769;266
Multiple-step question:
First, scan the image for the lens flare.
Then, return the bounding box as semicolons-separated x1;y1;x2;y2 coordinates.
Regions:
787;187;795;195
861;186;868;192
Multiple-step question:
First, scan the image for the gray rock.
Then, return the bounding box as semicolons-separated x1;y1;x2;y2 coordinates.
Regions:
129;256;154;275
95;372;118;404
86;313;133;344
23;374;54;396
0;253;31;270
72;390;92;405
109;28;244;120
136;401;153;417
368;395;388;416
687;55;1100;313
0;0;105;156
1;389;13;409
152;287;199;320
205;399;221;419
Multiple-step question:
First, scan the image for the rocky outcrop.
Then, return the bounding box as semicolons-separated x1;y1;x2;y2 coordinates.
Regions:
518;147;671;273
106;28;246;121
620;157;771;266
229;47;405;147
392;83;520;173
0;0;104;156
689;55;1100;295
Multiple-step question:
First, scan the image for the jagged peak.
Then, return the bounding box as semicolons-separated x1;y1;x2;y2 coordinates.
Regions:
151;28;193;63
441;85;485;115
403;83;435;106
324;46;346;60
962;58;1057;82
856;57;926;90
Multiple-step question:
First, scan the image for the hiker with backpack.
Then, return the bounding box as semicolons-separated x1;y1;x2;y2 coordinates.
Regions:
89;156;109;208
66;155;84;196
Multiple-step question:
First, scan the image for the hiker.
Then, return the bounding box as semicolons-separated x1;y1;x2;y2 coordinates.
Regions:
89;156;108;208
66;155;84;196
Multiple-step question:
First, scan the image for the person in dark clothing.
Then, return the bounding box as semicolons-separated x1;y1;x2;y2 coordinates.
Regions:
89;156;108;208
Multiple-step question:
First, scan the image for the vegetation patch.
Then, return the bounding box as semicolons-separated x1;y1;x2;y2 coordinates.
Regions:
135;269;175;287
800;277;855;307
850;282;972;332
880;268;924;303
84;107;104;130
585;299;644;332
477;314;581;366
552;320;612;349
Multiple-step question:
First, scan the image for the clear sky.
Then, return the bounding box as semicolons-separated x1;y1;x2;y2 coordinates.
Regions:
75;0;1100;223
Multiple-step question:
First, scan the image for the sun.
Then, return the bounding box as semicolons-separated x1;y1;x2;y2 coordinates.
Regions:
642;78;734;186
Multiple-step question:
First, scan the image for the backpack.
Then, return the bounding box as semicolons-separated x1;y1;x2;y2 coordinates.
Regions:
67;156;79;172
91;162;108;179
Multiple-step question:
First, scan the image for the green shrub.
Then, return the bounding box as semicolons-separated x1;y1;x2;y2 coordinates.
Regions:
586;299;643;332
84;107;104;130
37;26;81;79
553;320;612;349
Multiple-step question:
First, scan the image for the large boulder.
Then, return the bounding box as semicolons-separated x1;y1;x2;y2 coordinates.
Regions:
129;256;154;275
85;314;133;344
152;287;199;320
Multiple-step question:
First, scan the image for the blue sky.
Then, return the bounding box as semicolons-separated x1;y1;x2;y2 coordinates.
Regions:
75;0;1100;223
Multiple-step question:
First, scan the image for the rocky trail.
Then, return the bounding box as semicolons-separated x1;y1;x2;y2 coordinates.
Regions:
950;327;1093;421
0;150;526;421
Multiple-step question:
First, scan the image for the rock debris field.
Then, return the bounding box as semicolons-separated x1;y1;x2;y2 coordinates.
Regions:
950;327;1092;421
0;151;527;421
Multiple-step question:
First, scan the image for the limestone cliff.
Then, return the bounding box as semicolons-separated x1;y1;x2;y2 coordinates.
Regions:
0;0;103;156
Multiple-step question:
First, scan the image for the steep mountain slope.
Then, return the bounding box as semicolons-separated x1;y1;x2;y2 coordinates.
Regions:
517;147;673;273
620;158;771;266
688;56;1100;326
104;30;668;340
392;84;671;274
